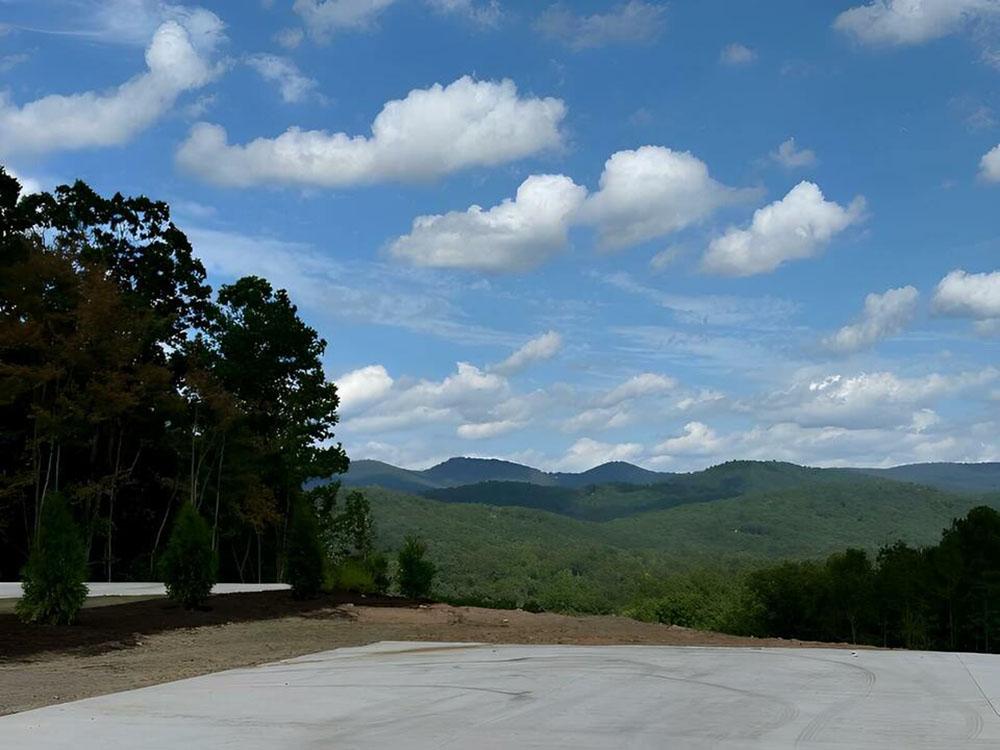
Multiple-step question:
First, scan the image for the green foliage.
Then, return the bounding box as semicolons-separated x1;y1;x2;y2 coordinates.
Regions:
367;552;391;594
160;503;217;609
735;507;1000;652
397;536;436;599
364;479;999;614
286;497;325;599
327;490;376;561
327;557;376;593
623;570;750;633
0;172;348;583
16;493;88;625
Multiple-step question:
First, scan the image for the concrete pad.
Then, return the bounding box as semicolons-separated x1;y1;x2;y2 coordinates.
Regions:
3;642;1000;748
0;582;289;600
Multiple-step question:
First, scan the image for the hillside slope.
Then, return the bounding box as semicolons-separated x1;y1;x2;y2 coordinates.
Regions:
421;461;857;521
367;480;1000;611
853;463;1000;494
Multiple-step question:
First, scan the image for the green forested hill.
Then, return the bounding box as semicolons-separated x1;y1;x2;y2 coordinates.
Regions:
852;463;1000;494
420;461;858;521
366;478;1000;612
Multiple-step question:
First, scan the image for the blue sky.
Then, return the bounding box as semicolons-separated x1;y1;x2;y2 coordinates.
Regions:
2;0;1000;471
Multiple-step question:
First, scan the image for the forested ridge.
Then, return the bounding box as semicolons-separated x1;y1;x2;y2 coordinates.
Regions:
0;168;347;582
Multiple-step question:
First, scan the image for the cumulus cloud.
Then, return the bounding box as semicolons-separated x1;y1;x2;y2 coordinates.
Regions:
579;146;756;251
555;438;644;471
933;269;1000;333
534;1;666;50
335;364;394;413
770;137;817;169
293;0;397;39
0;19;222;155
758;369;998;430
342;362;514;436
245;54;319;103
824;286;920;353
492;331;564;375
177;76;566;188
981;144;1000;182
702;181;866;276
652;421;724;456
834;0;1000;46
720;43;757;65
457;419;524;439
390;175;585;271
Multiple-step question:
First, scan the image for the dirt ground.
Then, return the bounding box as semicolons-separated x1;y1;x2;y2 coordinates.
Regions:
0;591;852;716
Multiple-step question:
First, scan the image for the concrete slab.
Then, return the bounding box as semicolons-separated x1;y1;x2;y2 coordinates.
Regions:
0;582;289;600
3;642;1000;748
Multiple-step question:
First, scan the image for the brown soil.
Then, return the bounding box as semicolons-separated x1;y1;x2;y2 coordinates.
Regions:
0;590;855;716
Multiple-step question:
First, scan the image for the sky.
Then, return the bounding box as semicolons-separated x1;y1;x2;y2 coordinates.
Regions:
2;0;1000;472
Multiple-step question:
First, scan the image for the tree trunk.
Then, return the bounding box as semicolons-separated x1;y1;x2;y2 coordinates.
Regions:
106;430;124;582
212;435;225;551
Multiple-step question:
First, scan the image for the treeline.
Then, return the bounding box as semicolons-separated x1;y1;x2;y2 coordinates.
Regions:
0;167;347;582
629;506;1000;653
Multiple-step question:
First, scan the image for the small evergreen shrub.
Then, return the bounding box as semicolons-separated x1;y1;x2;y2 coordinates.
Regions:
16;493;88;625
160;503;217;609
286;497;325;599
397;536;436;599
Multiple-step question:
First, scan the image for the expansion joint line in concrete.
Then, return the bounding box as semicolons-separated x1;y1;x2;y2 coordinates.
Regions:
956;653;1000;721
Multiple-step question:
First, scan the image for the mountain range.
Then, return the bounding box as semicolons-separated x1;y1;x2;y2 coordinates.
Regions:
340;456;1000;496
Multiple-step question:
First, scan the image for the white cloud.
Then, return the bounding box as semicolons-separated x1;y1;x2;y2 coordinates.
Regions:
561;372;678;433
492;331;563;375
702;181;866;276
390;175;585;271
427;0;502;26
599;372;677;406
177;76;565;188
562;405;633;433
5;168;43;196
0;53;28;73
653;421;724;456
599;271;799;327
336;364;394;413
245;54;319;103
770;137;817;168
68;1;225;49
834;0;1000;46
579;146;755;251
534;1;666;50
824;285;920;353
650;245;684;271
720;43;757;65
980;144;1000;182
293;0;397;39
0;19;221;155
758;369;998;430
275;27;305;48
187;225;515;345
343;362;513;435
933;269;1000;333
555;437;644;471
457;419;524;439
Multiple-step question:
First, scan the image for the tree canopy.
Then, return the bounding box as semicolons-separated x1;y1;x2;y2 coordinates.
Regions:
0;167;347;583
